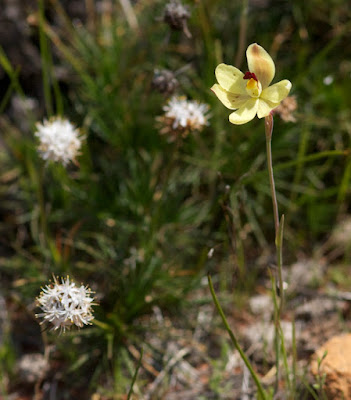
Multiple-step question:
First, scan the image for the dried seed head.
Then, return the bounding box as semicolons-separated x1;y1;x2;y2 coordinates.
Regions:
273;95;298;122
163;0;191;38
152;69;179;96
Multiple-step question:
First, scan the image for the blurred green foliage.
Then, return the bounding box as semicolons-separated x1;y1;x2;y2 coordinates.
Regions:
1;0;351;396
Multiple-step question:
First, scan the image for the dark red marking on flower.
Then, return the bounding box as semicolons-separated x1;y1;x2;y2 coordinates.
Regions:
243;71;258;81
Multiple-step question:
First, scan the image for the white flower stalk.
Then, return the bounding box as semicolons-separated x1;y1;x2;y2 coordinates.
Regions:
157;96;210;141
36;277;95;332
34;117;84;166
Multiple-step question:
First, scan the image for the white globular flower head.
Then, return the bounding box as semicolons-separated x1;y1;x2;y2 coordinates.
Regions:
164;96;210;130
157;96;210;141
36;276;95;332
34;117;84;166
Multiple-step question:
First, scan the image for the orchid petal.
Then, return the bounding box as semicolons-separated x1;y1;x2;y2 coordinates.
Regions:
260;80;292;103
229;98;259;125
246;43;275;89
257;99;278;118
211;84;250;110
215;64;246;94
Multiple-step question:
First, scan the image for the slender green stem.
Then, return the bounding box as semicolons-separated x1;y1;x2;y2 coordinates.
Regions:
270;273;280;394
279;319;292;394
152;139;180;234
290;123;310;206
265;115;279;237
276;215;285;314
0;68;19;114
38;0;53;116
235;0;249;68
265;114;288;394
27;154;49;248
37;163;48;246
265;115;285;311
338;153;351;205
236;149;348;186
292;316;297;397
208;275;267;400
127;347;143;400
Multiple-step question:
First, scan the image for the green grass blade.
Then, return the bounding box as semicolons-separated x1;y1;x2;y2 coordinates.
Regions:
127;347;143;400
38;0;53;116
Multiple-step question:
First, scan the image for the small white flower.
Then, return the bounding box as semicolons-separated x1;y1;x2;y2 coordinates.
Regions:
164;96;210;130
207;248;214;258
34;117;84;166
323;75;334;86
157;96;210;141
36;276;95;332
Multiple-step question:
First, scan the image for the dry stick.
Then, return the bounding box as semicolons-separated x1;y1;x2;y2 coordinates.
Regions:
119;0;139;31
85;0;97;34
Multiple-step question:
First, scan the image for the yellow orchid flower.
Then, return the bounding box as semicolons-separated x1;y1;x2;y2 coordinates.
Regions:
211;43;292;125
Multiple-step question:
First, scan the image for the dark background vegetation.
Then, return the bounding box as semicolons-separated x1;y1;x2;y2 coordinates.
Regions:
1;0;351;398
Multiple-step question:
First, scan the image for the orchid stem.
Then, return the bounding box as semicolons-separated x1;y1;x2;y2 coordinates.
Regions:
265;114;279;237
265;115;285;312
265;113;286;394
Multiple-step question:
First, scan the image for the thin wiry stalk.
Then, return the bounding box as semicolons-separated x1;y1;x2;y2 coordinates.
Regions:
127;347;143;400
265;114;287;394
270;273;281;394
235;0;249;68
38;0;53;116
265;115;285;313
208;275;267;400
276;215;285;315
292;316;297;397
265;114;279;236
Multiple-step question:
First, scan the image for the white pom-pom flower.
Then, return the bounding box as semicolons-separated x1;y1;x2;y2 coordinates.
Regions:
163;96;210;130
157;96;210;141
34;117;84;166
36;276;95;332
